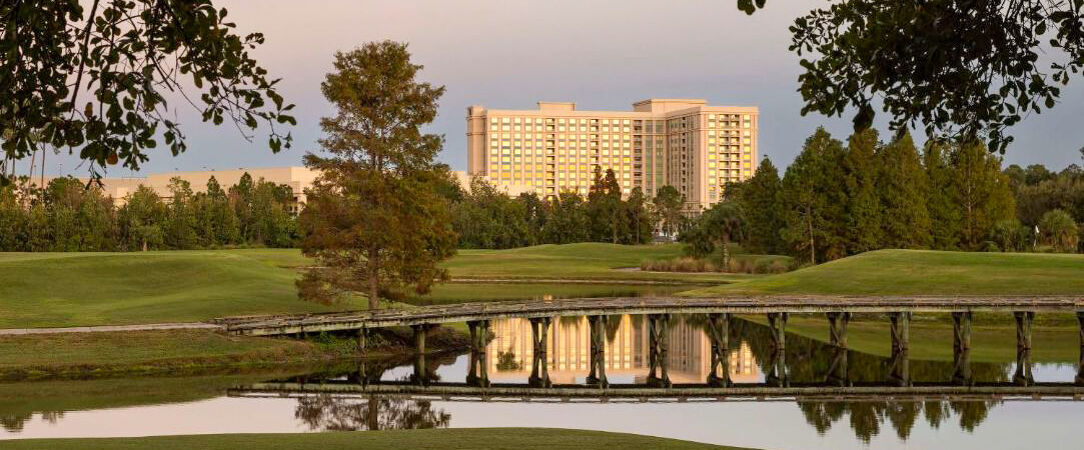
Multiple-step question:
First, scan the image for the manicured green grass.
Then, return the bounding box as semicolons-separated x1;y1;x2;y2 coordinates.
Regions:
2;429;739;449
1;244;734;328
683;249;1084;296
754;315;1080;363
446;243;748;282
0;330;325;380
0;249;356;328
411;282;687;306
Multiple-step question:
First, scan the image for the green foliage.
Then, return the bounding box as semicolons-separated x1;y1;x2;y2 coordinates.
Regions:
988;218;1032;252
681;201;745;268
1038;209;1079;252
452;177;530;249
0;173;296;252
747;0;1084;154
652;185;686;237
1010;164;1084;227
876;132;931;249
730;158;782;254
299;41;457;309
949;140;1016;248
842;129;881;253
779;127;847;263
0;1;294;184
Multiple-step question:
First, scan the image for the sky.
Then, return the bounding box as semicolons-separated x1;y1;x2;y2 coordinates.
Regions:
41;0;1084;177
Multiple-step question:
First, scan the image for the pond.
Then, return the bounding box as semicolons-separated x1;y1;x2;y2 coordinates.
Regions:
2;315;1082;449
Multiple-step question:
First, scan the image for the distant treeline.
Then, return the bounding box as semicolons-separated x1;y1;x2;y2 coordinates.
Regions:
0;173;298;252
445;169;678;249
721;128;1082;263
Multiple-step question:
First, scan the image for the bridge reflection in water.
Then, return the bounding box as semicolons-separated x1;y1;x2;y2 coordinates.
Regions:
226;314;1082;443
484;315;757;386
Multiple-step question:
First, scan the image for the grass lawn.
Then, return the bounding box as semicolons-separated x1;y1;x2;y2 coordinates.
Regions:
0;244;732;329
682;249;1084;296
1;428;740;449
751;315;1080;364
0;250;354;329
0;330;326;380
446;243;747;282
411;282;687;306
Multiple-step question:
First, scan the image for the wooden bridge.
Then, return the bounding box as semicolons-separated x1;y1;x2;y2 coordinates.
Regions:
228;381;1084;402
219;295;1084;389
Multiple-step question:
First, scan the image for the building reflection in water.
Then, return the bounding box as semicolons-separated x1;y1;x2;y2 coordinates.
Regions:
485;315;758;384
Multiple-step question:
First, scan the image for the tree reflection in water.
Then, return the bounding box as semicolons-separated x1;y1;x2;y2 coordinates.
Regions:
797;399;999;442
0;410;64;433
295;394;450;431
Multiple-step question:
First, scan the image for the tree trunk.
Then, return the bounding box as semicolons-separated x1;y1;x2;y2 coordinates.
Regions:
367;248;380;310
806;206;816;264
141;239;147;252
722;237;730;270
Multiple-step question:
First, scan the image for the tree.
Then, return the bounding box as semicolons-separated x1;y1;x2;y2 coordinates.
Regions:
230;173;256;242
299;41;457;309
780;128;847;264
625;187;654;244
842;129;882;253
164;178;198;249
0;1;294;185
989;218;1031;252
542;192;589;244
586;168;625;243
734;158;784;254
118;185;166;251
652;185;685;239
1038;209;1079;252
742;1;1084;154
876;132;931;249
925;141;963;250
949;140;1016;248
686;201;745;268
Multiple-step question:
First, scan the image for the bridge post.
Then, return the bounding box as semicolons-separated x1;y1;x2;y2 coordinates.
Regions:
887;347;911;387
647;314;672;388
529;317;552;388
356;328;369;352
952;311;973;386
1077;311;1084;386
767;312;788;350
765;346;788;387
466;320;490;387
826;346;850;386
586;315;609;388
1013;311;1035;386
889;312;911;352
826;312;850;348
411;324;438;386
707;313;731;387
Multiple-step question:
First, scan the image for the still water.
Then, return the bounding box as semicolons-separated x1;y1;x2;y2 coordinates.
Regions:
2;315;1082;449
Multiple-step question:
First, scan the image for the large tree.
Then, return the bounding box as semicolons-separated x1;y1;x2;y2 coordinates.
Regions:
733;158;783;254
298;41;456;309
780;127;847;264
741;1;1084;154
0;1;294;184
842;129;882;253
876;132;932;249
949;140;1016;248
652;185;686;238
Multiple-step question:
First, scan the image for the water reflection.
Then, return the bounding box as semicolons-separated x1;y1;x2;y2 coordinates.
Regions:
295;395;449;431
485;315;757;385
2;315;1081;448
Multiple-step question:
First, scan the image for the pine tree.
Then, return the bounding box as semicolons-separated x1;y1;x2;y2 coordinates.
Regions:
923;140;962;249
736;158;783;254
950;139;1016;248
877;131;932;249
842;129;882;254
299;41;457;308
780;128;847;264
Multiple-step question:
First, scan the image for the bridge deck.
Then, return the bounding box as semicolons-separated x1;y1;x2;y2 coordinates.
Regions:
222;295;1083;336
229;381;1084;401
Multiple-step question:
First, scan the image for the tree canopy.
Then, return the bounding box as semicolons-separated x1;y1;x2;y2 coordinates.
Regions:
0;0;294;184
741;0;1084;154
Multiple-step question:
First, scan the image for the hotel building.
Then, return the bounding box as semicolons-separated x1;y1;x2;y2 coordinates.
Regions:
467;99;758;210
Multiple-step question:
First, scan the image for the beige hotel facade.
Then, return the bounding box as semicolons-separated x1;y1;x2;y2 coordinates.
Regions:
467;99;758;210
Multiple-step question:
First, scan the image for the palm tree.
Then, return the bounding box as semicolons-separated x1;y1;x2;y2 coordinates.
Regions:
703;202;746;268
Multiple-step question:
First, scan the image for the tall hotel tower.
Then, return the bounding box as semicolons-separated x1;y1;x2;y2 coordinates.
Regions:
466;99;758;211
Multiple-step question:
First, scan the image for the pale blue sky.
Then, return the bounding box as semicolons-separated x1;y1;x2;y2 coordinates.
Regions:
45;0;1084;177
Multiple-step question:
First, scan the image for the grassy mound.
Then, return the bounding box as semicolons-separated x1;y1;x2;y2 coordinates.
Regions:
682;249;1084;296
0;250;350;328
1;428;740;450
